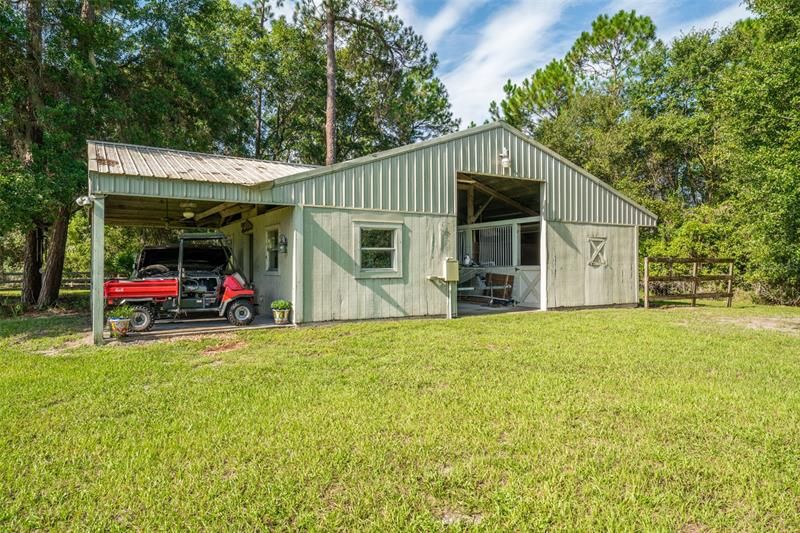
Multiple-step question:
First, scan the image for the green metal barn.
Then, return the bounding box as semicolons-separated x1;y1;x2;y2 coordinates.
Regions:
86;121;657;343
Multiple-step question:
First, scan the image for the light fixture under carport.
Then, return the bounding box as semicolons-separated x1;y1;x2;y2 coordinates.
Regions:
181;202;197;219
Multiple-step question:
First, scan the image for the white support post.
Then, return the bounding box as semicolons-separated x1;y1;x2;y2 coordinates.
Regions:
634;226;640;306
91;195;105;345
539;218;548;311
291;205;304;324
539;180;548;311
511;223;520;268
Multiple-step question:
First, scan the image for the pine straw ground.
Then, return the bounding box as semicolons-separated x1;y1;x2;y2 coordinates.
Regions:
1;304;799;530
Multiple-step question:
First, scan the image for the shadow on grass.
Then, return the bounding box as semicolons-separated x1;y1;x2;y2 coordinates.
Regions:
0;290;89;319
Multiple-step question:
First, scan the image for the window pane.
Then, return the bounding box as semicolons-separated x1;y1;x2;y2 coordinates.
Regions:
362;249;393;269
266;230;278;271
361;229;393;249
519;223;540;266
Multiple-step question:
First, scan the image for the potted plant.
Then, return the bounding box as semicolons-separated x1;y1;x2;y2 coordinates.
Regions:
107;304;135;338
270;299;292;325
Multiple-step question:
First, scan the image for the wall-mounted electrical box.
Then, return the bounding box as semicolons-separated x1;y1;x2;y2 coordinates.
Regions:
444;257;459;282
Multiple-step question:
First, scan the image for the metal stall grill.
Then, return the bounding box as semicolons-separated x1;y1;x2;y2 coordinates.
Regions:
475;225;512;266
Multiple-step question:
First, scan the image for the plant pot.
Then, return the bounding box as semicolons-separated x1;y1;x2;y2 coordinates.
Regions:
108;318;131;338
272;308;291;325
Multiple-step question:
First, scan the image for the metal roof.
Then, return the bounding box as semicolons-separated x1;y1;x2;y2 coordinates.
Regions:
88;122;657;226
87;140;316;185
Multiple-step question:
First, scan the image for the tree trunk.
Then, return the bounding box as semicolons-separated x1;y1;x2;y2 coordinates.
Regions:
21;227;42;306
19;0;45;305
255;89;264;158
254;1;267;158
324;3;337;166
20;0;44;164
37;206;70;308
80;0;97;68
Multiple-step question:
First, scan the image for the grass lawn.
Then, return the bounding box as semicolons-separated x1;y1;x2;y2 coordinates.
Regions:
1;304;799;530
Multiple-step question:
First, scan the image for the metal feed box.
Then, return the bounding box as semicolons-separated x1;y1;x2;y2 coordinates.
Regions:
444;258;459;282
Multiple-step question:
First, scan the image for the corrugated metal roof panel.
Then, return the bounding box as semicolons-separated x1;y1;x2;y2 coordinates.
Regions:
88;141;316;185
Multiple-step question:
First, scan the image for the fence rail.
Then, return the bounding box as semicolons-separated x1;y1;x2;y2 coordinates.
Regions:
0;272;125;291
643;257;734;308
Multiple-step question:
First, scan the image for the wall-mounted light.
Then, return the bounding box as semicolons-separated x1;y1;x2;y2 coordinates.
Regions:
75;196;92;207
499;147;511;172
278;234;288;254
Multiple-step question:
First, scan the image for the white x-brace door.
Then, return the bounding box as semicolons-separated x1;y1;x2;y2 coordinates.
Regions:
515;266;540;307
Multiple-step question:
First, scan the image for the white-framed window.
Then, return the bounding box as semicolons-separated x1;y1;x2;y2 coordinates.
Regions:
588;237;607;267
265;226;279;273
354;221;403;279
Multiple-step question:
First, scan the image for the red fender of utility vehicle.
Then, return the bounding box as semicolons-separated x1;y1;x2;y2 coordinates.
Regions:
103;233;257;332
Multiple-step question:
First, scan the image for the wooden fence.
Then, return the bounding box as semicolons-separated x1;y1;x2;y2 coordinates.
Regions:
0;272;125;291
643;257;734;308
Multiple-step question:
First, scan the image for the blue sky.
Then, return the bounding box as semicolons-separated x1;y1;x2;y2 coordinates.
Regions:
277;1;752;125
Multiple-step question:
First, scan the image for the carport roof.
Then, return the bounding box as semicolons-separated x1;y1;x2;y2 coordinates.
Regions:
87;140;317;186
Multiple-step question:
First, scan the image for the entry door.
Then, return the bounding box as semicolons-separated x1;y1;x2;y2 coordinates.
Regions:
515;267;540;307
515;223;541;307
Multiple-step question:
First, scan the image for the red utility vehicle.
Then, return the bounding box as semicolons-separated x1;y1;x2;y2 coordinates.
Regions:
104;233;256;332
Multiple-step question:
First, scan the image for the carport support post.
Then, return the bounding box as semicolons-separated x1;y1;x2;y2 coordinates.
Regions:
91;195;105;345
291;205;304;324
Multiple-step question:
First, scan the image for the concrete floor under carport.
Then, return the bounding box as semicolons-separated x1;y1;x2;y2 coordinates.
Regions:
89;193;276;344
103;312;290;342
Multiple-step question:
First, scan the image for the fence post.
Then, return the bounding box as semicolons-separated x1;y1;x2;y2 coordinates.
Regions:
691;260;698;307
643;256;649;309
726;261;734;308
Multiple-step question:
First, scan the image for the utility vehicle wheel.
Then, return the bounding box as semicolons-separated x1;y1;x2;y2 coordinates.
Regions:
227;301;255;326
130;305;154;332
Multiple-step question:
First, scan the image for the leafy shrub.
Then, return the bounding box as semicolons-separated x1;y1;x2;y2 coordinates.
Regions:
270;299;292;310
108;305;135;320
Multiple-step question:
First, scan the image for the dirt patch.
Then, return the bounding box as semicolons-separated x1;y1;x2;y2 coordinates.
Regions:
439;509;483;526
38;335;93;356
681;522;709;533
717;317;800;334
202;340;247;355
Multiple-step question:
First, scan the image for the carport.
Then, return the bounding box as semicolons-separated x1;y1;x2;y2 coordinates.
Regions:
86;141;315;344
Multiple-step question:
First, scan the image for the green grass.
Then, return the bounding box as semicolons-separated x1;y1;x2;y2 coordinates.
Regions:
1;305;799;530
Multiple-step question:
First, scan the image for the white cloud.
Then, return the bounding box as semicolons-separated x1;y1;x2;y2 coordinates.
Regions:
440;0;575;125
397;0;492;49
605;0;670;19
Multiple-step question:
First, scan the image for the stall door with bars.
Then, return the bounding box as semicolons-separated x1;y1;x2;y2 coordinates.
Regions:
515;223;541;307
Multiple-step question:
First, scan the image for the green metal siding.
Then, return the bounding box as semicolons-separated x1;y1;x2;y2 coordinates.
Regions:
270;123;657;226
89;172;278;205
302;207;454;321
546;221;639;308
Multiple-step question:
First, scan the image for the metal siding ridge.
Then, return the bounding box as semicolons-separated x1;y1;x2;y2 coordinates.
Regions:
140;147;166;178
105;144;120;175
199;152;234;184
87;142;98;172
126;146;148;177
95;143;106;174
